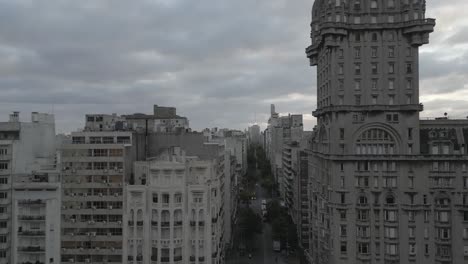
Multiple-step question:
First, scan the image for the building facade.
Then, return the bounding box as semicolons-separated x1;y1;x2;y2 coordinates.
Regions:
60;128;135;264
305;1;468;264
0;112;59;264
123;147;225;264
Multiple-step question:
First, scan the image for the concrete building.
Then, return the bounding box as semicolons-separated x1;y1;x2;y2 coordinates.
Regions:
60;118;136;264
305;1;468;264
0;112;60;264
123;147;225;264
248;125;262;146
123;105;189;133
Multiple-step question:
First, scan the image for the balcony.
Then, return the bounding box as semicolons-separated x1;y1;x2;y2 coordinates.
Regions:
18;215;45;221
199;221;205;226
174;221;182;227
151;221;158;227
161;221;170;227
18;246;45;253
18;231;46;237
174;256;182;261
137;221;144;226
18;199;44;205
161;257;170;262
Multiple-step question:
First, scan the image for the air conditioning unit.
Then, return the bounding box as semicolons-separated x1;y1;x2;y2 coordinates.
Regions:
71;219;76;223
90;220;95;225
104;169;108;173
79;247;84;251
92;232;96;237
85;259;90;263
86;232;91;236
99;193;103;197
71;193;76;197
92;206;97;210
107;232;112;237
114;193;118;197
102;221;107;224
117;221;122;225
68;259;74;263
109;206;113;210
70;233;74;236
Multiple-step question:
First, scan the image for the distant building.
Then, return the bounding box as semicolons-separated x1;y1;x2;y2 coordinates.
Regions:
0;112;60;264
248;125;261;145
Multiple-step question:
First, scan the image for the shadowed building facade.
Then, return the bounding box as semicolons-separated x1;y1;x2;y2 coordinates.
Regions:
305;0;468;264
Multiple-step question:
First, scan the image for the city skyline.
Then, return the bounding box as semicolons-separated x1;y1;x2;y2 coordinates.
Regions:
0;0;467;133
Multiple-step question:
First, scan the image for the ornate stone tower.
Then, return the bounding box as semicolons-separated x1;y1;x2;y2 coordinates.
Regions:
302;1;458;264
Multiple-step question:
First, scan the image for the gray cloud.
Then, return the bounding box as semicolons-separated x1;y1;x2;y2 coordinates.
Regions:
0;0;466;132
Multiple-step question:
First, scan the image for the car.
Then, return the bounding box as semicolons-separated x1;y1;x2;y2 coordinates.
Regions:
248;253;252;259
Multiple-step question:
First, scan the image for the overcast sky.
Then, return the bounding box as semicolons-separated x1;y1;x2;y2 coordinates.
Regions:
1;0;467;133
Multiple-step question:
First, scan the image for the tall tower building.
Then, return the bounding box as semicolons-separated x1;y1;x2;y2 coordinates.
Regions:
306;1;468;264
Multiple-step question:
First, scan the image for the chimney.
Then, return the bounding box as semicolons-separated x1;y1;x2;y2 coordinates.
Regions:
9;112;19;122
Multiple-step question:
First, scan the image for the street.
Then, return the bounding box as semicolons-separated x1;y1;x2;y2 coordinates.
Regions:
226;184;297;264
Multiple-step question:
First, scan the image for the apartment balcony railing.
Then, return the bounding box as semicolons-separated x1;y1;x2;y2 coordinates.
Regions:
18;246;45;252
137;221;144;226
18;231;46;236
161;221;170;227
161;257;170;262
151;221;158;227
18;215;46;221
174;221;183;227
18;199;44;205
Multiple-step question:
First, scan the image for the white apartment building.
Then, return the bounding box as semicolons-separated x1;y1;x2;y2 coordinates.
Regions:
12;172;61;264
0;112;60;264
123;147;224;264
60;128;135;264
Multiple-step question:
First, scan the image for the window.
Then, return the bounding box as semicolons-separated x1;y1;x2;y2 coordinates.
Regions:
89;137;102;144
354;16;361;24
0;163;8;170
0;236;6;243
339;48;344;58
385;244;398;255
102;137;114;144
385;227;398;238
0;250;6;258
354;47;361;58
388;46;395;57
371;46;378;57
384;210;397;222
371;16;377;23
340;241;347;254
355;64;361;75
340;225;347;236
408;211;415;222
406;79;412;89
409;244;416;255
436;211;448;222
357;209;369;221
408;177;414;188
355;80;361;90
464;211;468;221
355;95;361;105
409;227;415;238
339;210;346;220
0;193;7;199
406;95;412;104
388;63;395;74
372;63;378;74
338;64;344;74
371;0;377;8
372;33;378;42
425;244;429;255
389;79;394;90
358;243;369;254
355;33;361;42
109;149;123;157
152;193;158;203
340;128;345;140
372;96;377;105
0;178;7;185
0;149;6;156
407;63;413;73
372;79;378;90
339;96;344;105
389;95;394;105
437;228;450;239
341;193;346;204
388;15;395;23
0;222;6;228
463;228;468;239
162;194;170;204
388;0;395;8
388;32;395;41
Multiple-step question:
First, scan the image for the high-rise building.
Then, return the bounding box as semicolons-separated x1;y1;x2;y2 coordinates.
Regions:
305;1;468;264
0;112;60;264
60;117;136;264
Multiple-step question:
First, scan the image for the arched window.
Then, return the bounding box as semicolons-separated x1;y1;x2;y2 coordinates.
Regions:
355;128;396;155
386;195;395;204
